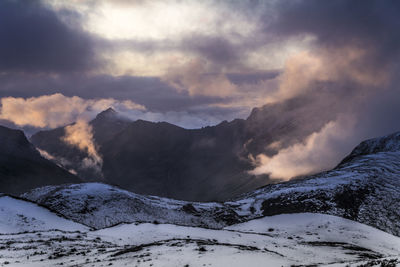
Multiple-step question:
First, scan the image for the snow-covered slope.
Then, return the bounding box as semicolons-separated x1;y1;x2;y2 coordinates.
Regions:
0;194;88;233
22;183;240;229
92;213;400;266
226;213;400;257
1;213;399;266
228;133;400;236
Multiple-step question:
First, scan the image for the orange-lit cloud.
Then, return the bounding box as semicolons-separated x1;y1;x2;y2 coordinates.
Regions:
0;93;144;128
62;120;103;174
163;59;237;97
266;46;389;104
250;116;356;180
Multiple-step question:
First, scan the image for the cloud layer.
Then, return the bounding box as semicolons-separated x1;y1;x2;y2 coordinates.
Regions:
0;0;97;73
1;0;400;181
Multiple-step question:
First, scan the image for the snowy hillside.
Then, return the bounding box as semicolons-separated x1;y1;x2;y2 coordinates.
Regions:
0;212;399;266
22;183;240;229
0;194;88;233
228;135;400;236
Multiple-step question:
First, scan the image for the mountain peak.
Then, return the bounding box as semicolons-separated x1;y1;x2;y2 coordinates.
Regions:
104;107;116;113
94;107;118;120
0;125;31;153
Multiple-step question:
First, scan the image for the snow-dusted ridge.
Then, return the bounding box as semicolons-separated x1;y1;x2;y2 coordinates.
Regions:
22;182;239;230
341;131;400;163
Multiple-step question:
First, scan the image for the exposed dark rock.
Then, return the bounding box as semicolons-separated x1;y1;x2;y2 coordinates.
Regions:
261;191;331;216
333;185;373;220
182;204;199;215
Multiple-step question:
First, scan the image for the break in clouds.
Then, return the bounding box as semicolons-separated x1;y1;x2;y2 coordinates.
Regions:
1;0;400;180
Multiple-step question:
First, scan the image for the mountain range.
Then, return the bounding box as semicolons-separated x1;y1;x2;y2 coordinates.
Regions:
1;104;399;236
1;107;400;265
30;94;337;202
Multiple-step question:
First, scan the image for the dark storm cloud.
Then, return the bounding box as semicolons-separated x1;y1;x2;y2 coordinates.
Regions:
267;0;400;121
226;71;280;85
182;35;241;66
0;0;97;73
250;0;400;179
109;34;248;70
273;0;400;42
271;0;400;67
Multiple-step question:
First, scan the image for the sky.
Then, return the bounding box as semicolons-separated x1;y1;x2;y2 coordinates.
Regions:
0;0;400;180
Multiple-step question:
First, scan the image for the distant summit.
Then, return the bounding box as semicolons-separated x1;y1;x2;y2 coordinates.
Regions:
94;107;117;120
90;108;132;145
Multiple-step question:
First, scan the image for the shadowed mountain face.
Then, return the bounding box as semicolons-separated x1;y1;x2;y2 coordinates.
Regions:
30;96;337;201
0;126;80;195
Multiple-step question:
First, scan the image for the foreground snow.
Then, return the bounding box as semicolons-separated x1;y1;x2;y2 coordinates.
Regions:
0;202;399;267
0;195;88;234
